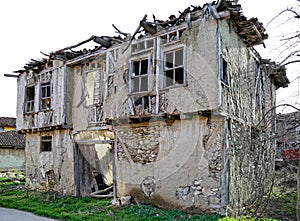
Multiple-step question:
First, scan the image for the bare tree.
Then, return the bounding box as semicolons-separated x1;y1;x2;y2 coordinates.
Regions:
265;2;300;220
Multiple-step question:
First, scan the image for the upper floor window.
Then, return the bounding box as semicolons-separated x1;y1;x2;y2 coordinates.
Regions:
40;83;52;110
221;58;229;86
160;28;186;45
25;86;35;113
41;135;52;152
132;39;154;53
163;48;185;88
130;58;150;93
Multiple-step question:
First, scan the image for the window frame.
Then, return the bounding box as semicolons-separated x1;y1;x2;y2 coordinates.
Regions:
129;55;151;94
131;38;155;54
161;45;186;89
221;58;230;86
25;85;35;113
40;82;52;111
41;135;52;152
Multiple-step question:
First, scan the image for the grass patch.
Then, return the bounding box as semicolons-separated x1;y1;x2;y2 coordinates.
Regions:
263;187;297;221
0;183;280;221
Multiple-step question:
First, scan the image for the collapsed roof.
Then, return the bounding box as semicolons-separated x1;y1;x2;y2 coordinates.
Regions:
12;0;268;73
9;0;288;89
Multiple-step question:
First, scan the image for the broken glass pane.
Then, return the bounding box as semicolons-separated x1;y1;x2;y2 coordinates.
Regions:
175;68;184;84
175;49;183;66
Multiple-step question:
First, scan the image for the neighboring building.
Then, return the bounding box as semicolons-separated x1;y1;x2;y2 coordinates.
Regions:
0;117;17;132
12;0;289;216
276;111;300;160
0;118;25;170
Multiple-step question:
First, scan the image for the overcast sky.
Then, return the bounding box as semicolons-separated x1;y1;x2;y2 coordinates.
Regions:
0;0;299;117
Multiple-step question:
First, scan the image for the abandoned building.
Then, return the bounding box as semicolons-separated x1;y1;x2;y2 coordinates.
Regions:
11;0;290;216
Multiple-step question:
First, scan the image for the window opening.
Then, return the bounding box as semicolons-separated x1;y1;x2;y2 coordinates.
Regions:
160;28;186;45
25;86;35;113
131;39;154;53
41;83;52;110
221;58;229;85
130;59;149;93
41;135;52;152
163;48;184;88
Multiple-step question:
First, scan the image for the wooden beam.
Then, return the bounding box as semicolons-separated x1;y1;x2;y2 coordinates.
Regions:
75;140;113;145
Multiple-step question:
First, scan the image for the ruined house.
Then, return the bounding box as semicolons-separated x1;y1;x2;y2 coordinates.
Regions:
12;0;289;216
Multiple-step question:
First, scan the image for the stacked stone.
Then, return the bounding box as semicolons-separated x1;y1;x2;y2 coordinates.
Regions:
117;126;161;164
175;178;221;209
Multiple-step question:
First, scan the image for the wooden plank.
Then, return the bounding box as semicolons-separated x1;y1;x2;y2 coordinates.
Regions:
117;138;134;164
205;121;224;150
75;140;112;145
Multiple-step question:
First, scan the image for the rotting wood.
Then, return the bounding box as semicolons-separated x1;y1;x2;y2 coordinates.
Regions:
75;140;113;145
117;138;134;164
112;24;129;37
13;0;270;74
205;121;224;150
90;186;113;198
122;15;147;53
54;36;95;54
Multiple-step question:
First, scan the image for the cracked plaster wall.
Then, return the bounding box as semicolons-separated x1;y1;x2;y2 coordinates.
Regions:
17;60;66;130
25;129;75;195
72;57;107;131
101;18;220;119
115;116;227;214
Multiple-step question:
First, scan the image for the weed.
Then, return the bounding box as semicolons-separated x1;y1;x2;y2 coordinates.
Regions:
0;183;281;221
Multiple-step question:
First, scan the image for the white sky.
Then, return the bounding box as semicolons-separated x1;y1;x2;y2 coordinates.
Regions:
0;0;299;117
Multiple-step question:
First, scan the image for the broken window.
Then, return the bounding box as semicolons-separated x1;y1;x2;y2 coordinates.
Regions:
160;28;186;45
132;39;154;53
40;82;52;110
221;58;229;85
25;86;35;113
163;48;185;88
131;95;155;115
41;135;52;152
130;58;150;93
84;61;103;106
85;71;96;106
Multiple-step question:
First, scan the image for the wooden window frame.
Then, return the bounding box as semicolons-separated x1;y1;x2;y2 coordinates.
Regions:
25;86;35;113
162;46;186;89
41;135;52;152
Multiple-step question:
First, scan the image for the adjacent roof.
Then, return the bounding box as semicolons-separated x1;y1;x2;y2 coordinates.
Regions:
261;59;290;89
0;117;16;128
0;130;25;148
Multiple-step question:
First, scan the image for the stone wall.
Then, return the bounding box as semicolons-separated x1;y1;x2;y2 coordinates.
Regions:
217;19;276;216
116;125;161;164
115;116;227;214
227;120;275;216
